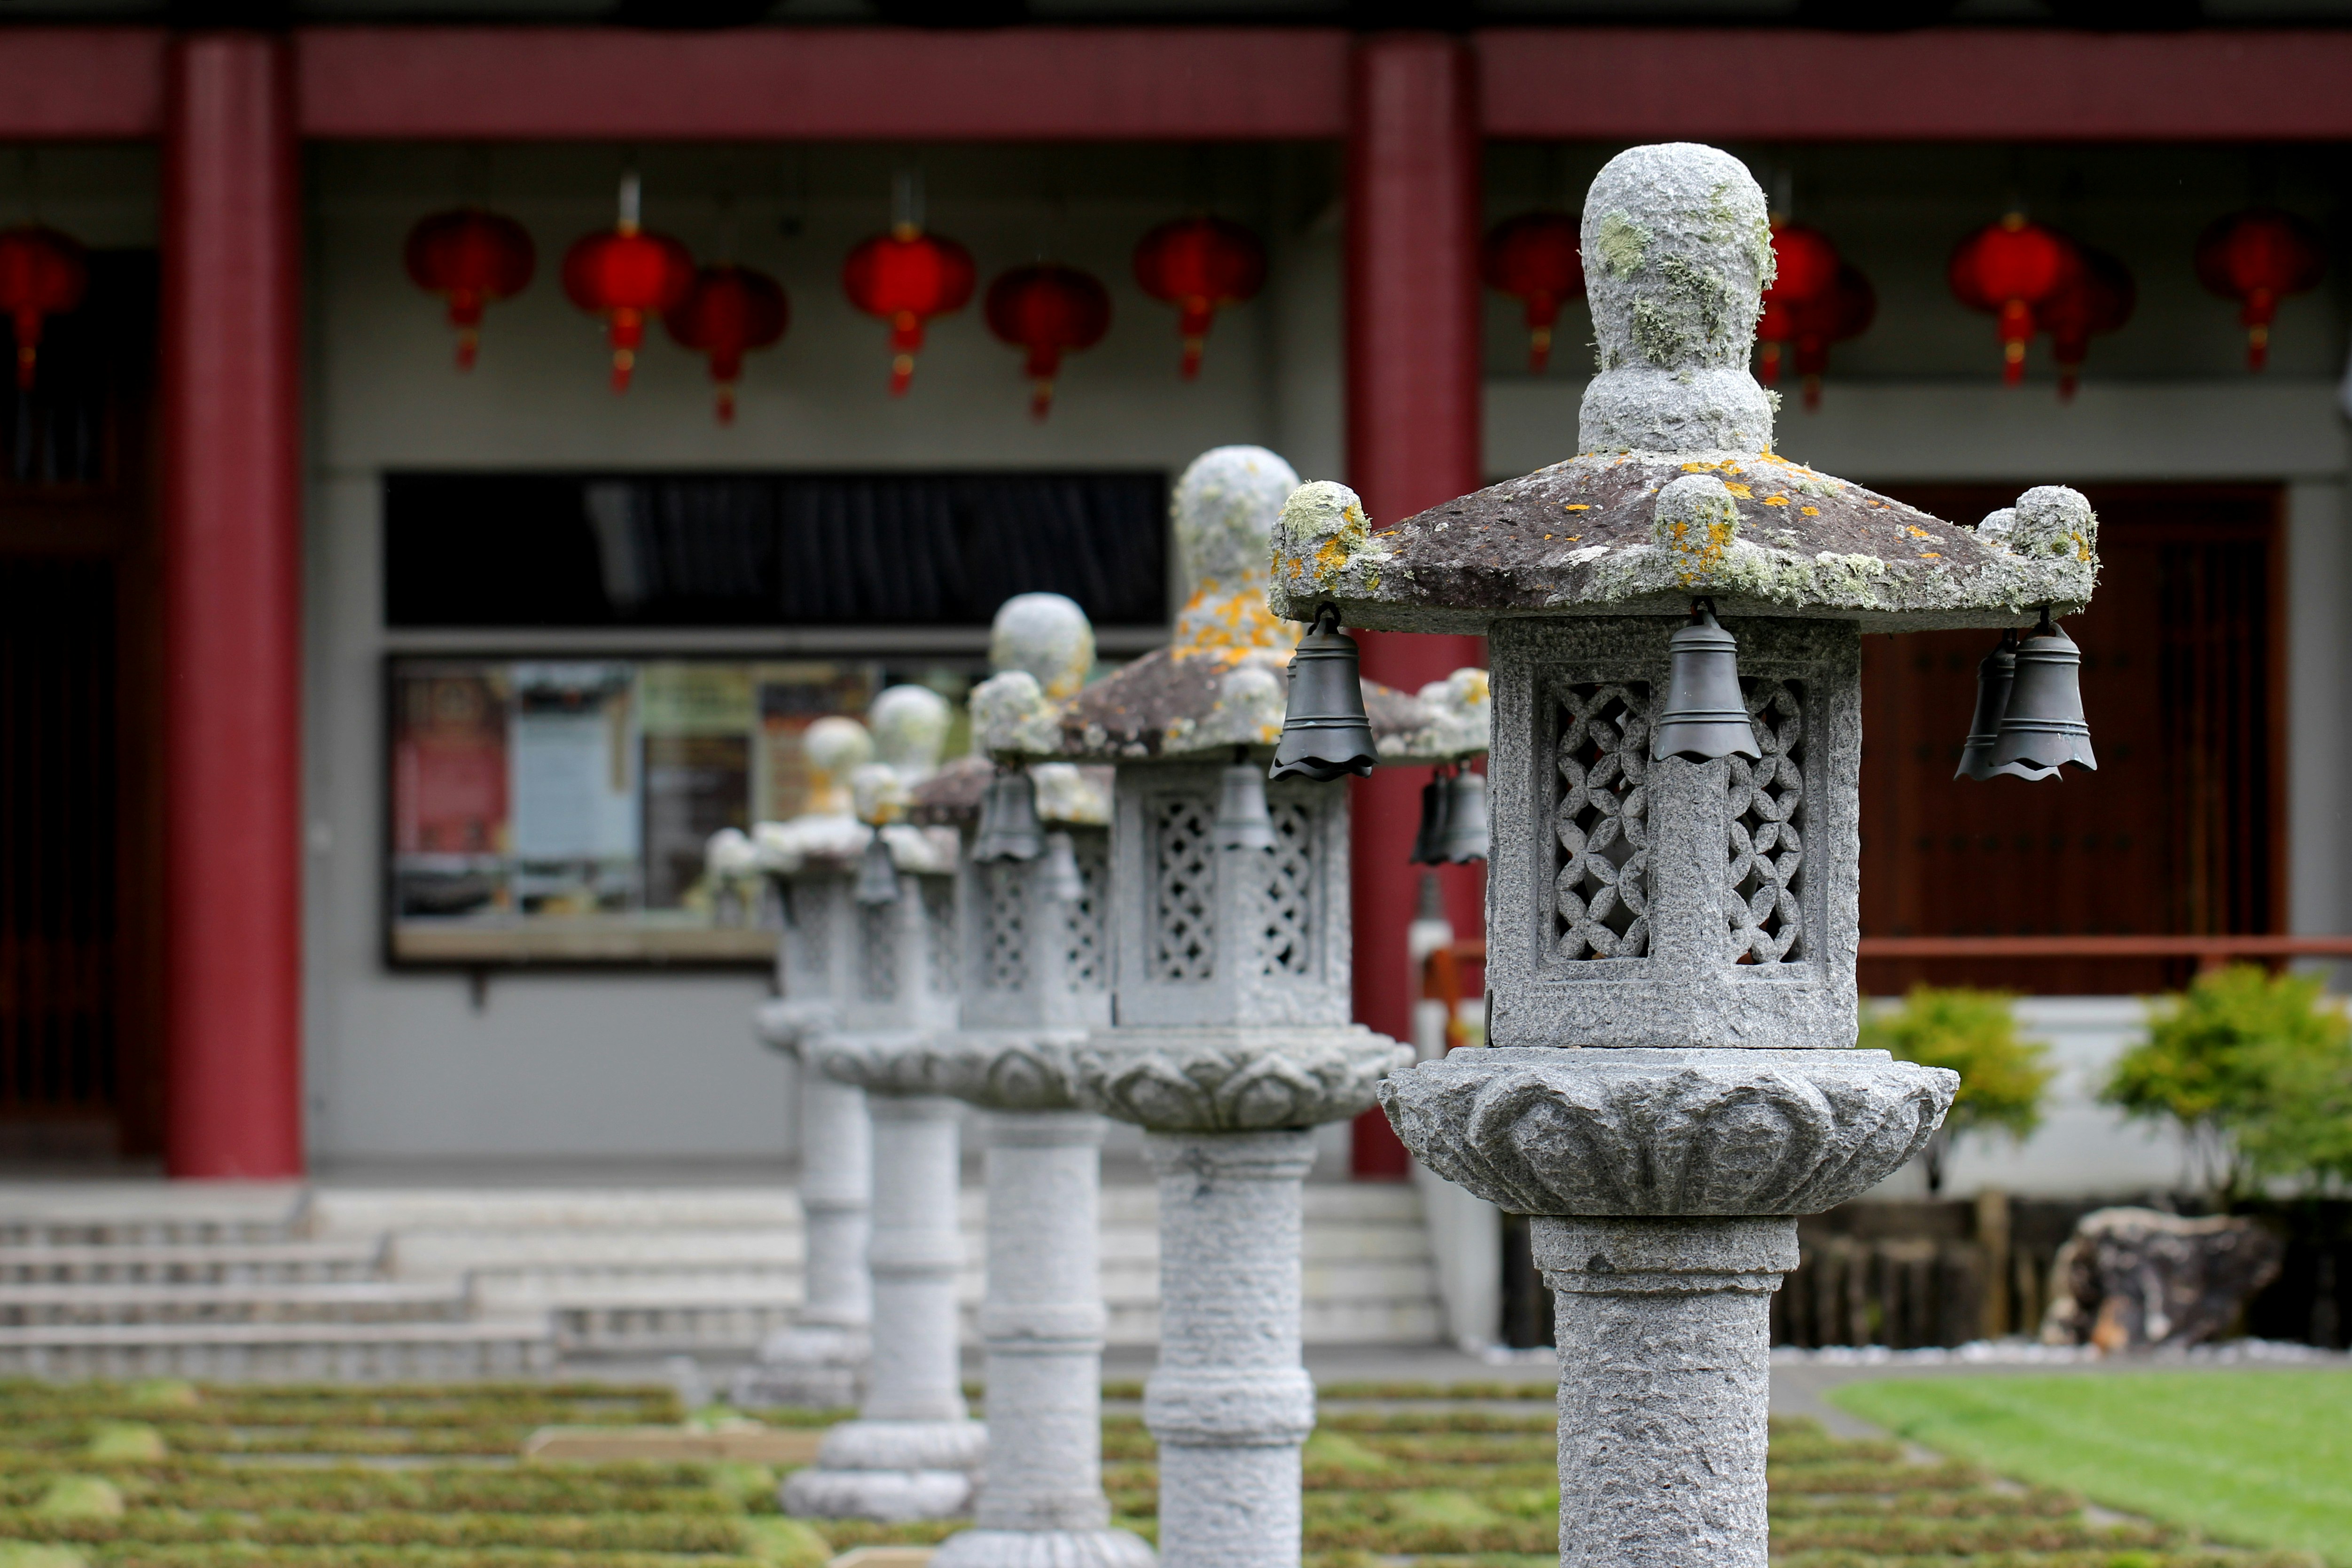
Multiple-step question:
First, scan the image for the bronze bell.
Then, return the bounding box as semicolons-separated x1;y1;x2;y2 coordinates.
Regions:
1955;630;2057;782
972;766;1046;863
853;825;901;905
1431;768;1490;865
1651;601;1762;764
1041;830;1086;902
1988;608;2096;775
1408;772;1450;865
1214;757;1280;852
1270;602;1379;784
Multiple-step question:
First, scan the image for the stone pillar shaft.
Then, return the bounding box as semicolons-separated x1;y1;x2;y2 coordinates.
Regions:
865;1093;969;1423
1536;1217;1797;1568
798;1071;872;1332
1142;1131;1318;1568
975;1112;1110;1529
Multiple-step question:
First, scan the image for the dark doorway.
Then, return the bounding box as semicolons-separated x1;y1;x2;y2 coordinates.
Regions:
1859;483;2284;997
0;250;160;1161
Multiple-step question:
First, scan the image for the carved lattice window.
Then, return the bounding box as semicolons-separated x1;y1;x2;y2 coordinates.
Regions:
922;878;960;995
858;903;898;1001
786;885;830;988
1555;682;1651;960
1151;795;1216;982
1063;835;1109;993
1726;679;1805;964
1260;799;1315;977
982;865;1027;993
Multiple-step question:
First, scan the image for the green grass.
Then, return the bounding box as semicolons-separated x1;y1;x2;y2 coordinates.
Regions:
1832;1371;2352;1568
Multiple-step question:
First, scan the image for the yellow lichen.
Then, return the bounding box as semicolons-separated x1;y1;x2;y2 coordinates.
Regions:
1762;495;1789;507
1799;506;1819;517
1564;504;1591;512
1723;484;1754;499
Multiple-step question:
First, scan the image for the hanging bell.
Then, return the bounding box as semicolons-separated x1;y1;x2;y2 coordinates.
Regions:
1041;830;1086;902
1431;768;1491;864
1215;758;1280;852
1270;602;1379;784
1652;601;1762;764
972;766;1046;863
1987;608;2096;775
1954;630;2057;781
1409;770;1451;865
854;826;901;905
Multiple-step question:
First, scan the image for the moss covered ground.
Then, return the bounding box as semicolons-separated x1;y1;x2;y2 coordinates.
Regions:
0;1377;2316;1568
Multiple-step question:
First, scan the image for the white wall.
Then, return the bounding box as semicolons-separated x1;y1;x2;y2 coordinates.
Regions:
301;142;1344;1165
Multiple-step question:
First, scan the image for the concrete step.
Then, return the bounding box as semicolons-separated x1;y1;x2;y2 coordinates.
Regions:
0;1185;308;1249
0;1318;555;1380
0;1280;472;1327
310;1189;802;1239
0;1241;389;1285
388;1229;805;1280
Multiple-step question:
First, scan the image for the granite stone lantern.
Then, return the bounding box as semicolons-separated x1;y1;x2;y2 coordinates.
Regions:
1268;143;2102;1568
908;593;1152;1568
784;685;987;1523
733;715;879;1411
989;446;1488;1568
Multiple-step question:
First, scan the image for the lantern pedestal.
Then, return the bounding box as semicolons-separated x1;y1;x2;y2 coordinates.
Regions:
781;1080;985;1521
932;1104;1153;1568
735;999;870;1410
1136;1130;1318;1568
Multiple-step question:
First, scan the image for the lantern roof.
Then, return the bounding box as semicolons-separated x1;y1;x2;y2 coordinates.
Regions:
1265;143;2098;637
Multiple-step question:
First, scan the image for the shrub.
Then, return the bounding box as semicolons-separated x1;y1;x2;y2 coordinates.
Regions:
2105;964;2352;1199
1863;986;2055;1193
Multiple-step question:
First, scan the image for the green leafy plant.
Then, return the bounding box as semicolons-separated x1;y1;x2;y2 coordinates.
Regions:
1862;986;2055;1193
2104;964;2352;1200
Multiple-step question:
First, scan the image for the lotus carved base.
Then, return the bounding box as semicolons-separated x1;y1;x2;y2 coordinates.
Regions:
1379;1047;1955;1217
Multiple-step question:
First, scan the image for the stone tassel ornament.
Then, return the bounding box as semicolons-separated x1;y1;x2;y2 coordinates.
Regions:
1264;142;2115;1568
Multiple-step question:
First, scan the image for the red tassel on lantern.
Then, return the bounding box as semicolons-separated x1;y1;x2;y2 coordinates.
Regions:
984;265;1111;421
1132;216;1266;380
2195;208;2325;373
562;179;696;394
665;265;789;425
843;224;977;396
1950;214;2079;385
0;226;88;391
1479;213;1584;374
2035;245;2135;402
1755;222;1840;388
403;208;535;371
1789;263;1876;412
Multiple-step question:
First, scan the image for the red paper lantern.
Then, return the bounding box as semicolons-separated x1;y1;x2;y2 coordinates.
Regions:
1789;263;1876;412
843;225;977;396
664;265;789;426
1133;216;1266;379
0;226;88;391
562;220;695;394
2195;208;2325;373
1479;213;1583;374
2035;245;2135;402
984;264;1111;421
1754;223;1840;387
1949;214;2079;385
403;208;535;371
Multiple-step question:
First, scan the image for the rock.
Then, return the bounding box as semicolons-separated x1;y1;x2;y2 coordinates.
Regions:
2041;1207;2285;1351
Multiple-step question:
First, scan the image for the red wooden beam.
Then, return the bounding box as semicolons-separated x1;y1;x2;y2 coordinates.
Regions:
0;29;166;139
1481;27;2352;143
295;25;1350;141
161;33;306;1178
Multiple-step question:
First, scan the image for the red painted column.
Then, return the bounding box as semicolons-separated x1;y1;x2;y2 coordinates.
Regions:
160;32;305;1178
1344;33;1485;1176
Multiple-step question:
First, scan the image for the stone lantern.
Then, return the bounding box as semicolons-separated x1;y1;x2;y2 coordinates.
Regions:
784;684;986;1522
908;592;1152;1568
989;446;1488;1568
733;715;877;1411
1269;143;2102;1568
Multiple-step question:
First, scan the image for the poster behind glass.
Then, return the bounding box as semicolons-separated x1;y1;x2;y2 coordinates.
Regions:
388;656;969;964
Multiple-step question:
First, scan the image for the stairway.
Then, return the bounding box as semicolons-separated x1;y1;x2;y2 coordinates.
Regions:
0;1176;1444;1377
